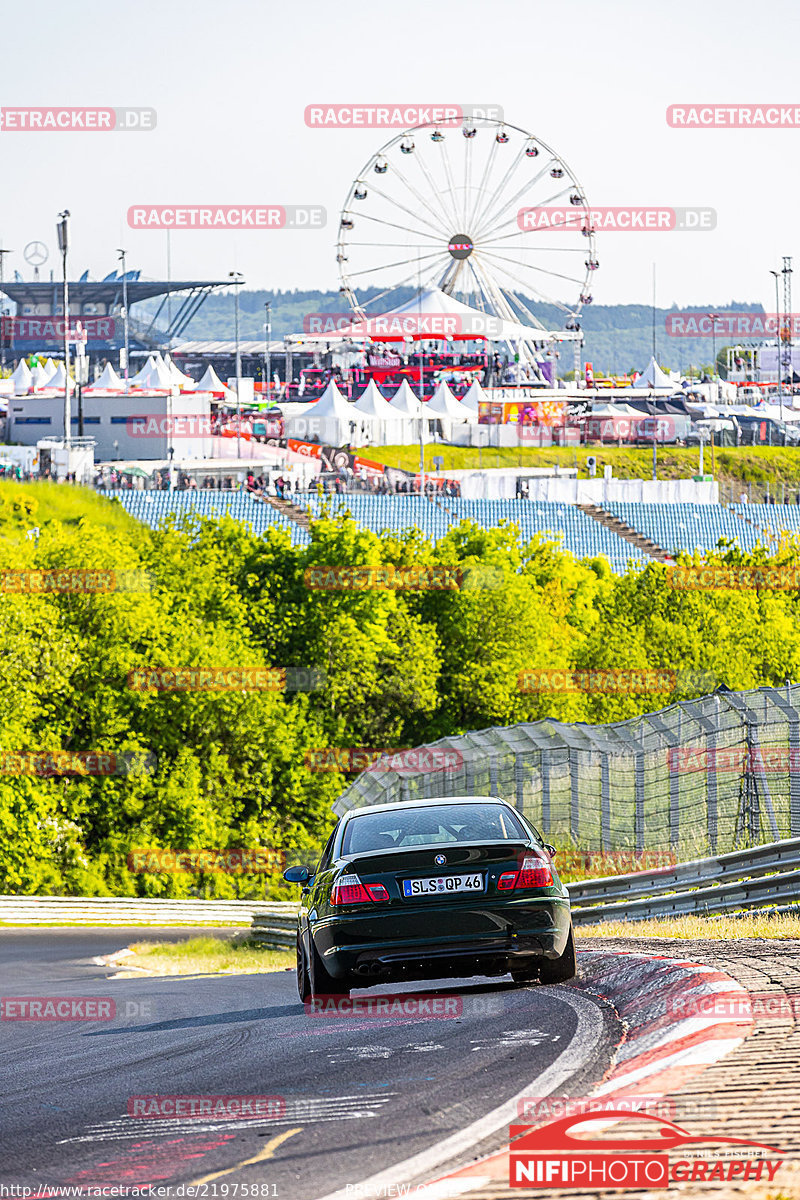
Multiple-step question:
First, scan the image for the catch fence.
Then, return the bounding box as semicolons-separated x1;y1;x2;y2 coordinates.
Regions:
334;684;800;858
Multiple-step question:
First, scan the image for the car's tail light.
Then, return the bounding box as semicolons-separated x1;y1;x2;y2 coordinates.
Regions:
331;874;389;905
517;854;553;888
497;855;553;891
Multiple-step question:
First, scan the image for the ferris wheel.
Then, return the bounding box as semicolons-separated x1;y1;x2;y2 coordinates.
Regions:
336;116;597;361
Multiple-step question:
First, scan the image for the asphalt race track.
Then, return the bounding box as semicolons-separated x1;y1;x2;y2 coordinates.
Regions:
0;929;622;1199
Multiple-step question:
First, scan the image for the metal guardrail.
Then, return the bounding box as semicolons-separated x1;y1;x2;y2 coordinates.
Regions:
567;836;800;924
0;895;298;927
5;837;798;937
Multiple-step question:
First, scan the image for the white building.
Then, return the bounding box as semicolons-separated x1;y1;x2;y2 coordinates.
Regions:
7;390;212;461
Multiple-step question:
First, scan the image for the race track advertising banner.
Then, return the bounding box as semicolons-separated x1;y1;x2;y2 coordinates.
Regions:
478;399;566;427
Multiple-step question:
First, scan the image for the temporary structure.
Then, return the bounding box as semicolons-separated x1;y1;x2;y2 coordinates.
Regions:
165;354;197;390
195;364;227;395
136;357;173;390
426;380;474;421
633;357;674;389
86;362;125;391
44;362;67;389
460;379;488;414
129;356;157;386
283;380;357;445
352;380;407;443
9;359;32;393
30;363;51;389
389;379;425;418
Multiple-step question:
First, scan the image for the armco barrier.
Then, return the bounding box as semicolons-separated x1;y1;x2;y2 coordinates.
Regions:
4;839;798;933
0;895;299;928
568;836;800;924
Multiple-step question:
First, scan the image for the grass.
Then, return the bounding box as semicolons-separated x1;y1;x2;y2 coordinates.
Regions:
121;934;294;975
576;912;800;940
0;481;141;539
365;445;800;492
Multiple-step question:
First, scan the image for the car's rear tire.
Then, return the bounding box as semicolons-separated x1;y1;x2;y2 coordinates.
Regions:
509;961;539;984
296;932;311;1002
539;925;576;985
309;935;351;997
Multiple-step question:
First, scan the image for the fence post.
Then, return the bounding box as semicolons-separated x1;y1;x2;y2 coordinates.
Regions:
601;753;610;851
634;753;645;852
541;751;551;834
489;758;499;797
514;751;525;812
570;747;580;845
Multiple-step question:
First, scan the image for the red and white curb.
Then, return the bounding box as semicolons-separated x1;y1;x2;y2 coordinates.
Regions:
387;950;754;1199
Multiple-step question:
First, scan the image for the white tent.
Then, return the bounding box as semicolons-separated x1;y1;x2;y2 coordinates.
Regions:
351;381;407;443
30;363;51;389
196;364;227;394
137;357;173;390
590;402;644;416
426;380;473;421
633;357;673;389
86;362;125;391
165;354;197;390
129;356;157;386
390;379;425;418
10;359;32;393
283;380;356;445
44;362;67;390
291;286;553;346
460;379;488;414
42;358;58;382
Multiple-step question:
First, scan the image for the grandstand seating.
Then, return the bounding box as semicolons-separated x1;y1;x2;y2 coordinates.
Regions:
603;501;766;556
303;494;648;573
108;490;797;574
105;489;310;546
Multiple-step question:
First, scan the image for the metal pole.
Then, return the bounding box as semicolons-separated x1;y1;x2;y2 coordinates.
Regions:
118;248;129;387
771;270;782;416
0;249;11;370
230;272;243;458
57;211;71;447
419;337;425;493
265;300;271;407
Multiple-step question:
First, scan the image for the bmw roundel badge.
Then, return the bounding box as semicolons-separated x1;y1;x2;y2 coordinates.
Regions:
434;854;447;866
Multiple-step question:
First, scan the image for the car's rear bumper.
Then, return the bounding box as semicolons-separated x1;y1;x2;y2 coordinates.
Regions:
310;894;572;981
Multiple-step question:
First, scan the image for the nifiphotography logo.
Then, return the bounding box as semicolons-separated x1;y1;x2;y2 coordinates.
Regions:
509;1108;784;1188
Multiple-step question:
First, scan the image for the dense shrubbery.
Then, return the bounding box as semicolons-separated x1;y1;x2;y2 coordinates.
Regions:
1;483;798;896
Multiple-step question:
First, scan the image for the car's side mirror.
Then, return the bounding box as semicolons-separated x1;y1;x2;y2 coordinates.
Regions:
283;864;311;884
544;844;557;859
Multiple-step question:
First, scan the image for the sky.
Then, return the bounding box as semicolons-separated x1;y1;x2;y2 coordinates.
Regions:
1;0;799;314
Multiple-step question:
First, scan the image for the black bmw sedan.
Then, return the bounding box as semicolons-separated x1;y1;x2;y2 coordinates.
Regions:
283;796;574;1001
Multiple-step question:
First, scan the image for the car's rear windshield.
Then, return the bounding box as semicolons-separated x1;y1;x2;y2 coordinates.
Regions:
341;803;529;856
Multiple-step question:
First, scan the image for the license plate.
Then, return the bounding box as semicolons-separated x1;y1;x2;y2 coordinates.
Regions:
402;873;484;897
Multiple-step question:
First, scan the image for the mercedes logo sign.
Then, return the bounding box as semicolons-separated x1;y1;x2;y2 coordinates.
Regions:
434;854;447;866
24;241;49;267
